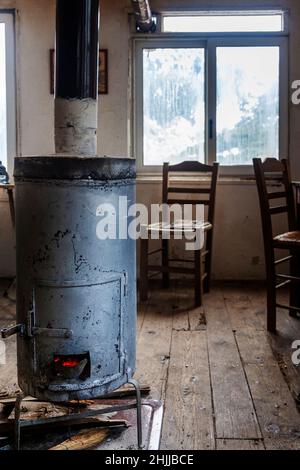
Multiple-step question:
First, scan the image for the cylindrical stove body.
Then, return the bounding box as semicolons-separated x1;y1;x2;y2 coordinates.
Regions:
14;156;136;402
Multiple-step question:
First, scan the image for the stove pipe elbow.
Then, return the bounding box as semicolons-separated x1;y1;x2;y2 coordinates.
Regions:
131;0;156;32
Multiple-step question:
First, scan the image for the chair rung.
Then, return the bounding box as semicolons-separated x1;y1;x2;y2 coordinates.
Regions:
268;191;287;200
167;199;210;205
169;258;194;263
168;188;210;194
276;273;300;283
269;205;288;215
148;265;195;275
274;255;293;265
201;250;209;257
148;272;161;280
276;280;291;289
148;249;163;256
276;303;300;313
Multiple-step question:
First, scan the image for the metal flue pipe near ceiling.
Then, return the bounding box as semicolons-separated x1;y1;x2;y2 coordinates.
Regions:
131;0;155;32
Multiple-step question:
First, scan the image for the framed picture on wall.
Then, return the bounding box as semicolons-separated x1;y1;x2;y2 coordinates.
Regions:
99;49;108;95
50;48;108;95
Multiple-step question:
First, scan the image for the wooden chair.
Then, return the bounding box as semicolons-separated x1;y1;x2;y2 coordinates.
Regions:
253;157;300;332
140;161;219;306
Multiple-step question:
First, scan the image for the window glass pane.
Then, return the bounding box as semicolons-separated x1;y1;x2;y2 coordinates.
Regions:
163;14;283;33
143;48;205;166
0;23;7;169
216;47;279;165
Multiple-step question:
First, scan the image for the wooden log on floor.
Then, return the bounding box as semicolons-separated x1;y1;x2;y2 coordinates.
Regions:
49;428;110;450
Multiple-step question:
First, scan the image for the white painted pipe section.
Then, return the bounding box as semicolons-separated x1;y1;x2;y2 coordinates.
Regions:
55;98;97;155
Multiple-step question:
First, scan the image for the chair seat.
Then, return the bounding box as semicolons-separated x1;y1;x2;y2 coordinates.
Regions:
273;231;300;248
144;220;212;234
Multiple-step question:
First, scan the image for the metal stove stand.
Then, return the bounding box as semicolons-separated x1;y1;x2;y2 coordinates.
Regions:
13;378;143;451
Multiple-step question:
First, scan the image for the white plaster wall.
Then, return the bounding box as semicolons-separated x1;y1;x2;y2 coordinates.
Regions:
0;0;299;279
0;0;55;276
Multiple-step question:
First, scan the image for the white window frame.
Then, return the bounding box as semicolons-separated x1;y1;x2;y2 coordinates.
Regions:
0;10;17;178
160;9;289;34
132;27;289;176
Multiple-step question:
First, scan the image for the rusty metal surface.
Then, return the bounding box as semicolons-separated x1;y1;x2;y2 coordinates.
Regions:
14;156;136;402
14;156;136;181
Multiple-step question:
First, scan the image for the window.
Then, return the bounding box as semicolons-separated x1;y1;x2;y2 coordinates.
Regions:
133;11;288;173
0;12;16;176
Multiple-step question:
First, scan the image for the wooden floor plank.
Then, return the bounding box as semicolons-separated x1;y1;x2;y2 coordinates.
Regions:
137;302;148;340
235;329;300;439
221;284;265;331
204;288;261;439
171;288;192;331
216;439;265;450
0;294;19;397
0;280;10;297
188;305;206;331
135;288;175;402
247;285;300;404
0;335;19;398
264;438;300;450
161;330;215;450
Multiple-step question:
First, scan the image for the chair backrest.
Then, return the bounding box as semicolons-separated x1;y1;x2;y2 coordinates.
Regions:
162;161;219;224
253;158;296;245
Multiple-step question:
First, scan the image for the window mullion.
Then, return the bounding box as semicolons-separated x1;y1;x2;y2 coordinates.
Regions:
206;40;216;166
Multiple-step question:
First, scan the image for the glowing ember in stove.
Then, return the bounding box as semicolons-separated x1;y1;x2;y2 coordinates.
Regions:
54;357;82;368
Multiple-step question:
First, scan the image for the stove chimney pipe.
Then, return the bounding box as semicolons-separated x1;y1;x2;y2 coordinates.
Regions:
55;0;100;155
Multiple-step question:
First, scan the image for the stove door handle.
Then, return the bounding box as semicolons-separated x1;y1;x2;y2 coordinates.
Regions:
31;327;73;339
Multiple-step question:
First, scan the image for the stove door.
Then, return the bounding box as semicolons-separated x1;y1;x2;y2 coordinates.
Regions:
30;273;127;392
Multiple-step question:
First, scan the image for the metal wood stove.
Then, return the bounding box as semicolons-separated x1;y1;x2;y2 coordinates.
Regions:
12;155;136;402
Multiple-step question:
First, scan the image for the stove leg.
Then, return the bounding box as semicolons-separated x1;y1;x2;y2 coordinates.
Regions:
14;392;24;450
128;378;143;450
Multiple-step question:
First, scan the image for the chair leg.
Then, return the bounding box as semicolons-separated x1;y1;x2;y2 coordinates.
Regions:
140;238;149;301
289;253;300;317
162;239;170;288
195;249;203;307
204;232;213;294
204;254;211;294
266;267;277;333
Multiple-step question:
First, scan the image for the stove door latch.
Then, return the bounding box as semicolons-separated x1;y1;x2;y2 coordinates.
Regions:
1;324;26;339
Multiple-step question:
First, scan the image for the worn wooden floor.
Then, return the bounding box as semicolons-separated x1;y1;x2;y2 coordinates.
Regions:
0;279;300;450
135;281;300;450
